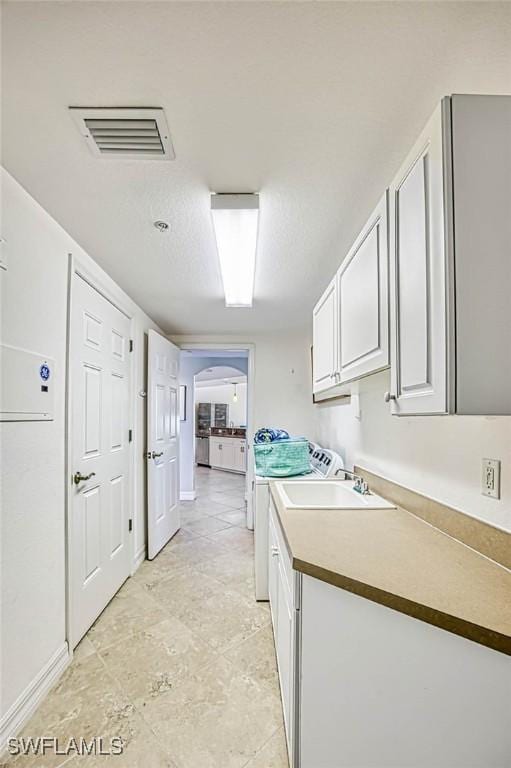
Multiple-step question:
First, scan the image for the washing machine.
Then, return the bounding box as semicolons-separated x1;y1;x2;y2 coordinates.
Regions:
254;442;344;601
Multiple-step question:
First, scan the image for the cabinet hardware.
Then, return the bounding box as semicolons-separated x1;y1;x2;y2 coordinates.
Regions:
384;392;397;403
271;545;279;557
73;471;96;485
151;451;164;459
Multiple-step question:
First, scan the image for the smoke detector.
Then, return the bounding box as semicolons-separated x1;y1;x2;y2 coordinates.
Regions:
69;107;175;160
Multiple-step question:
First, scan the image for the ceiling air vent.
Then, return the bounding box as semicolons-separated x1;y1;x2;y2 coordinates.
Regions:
69;107;175;160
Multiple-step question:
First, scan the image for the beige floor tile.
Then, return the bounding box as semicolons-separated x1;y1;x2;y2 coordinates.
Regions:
148;569;225;617
149;536;228;572
223;625;279;689
139;657;282;768
214;509;247;527
99;618;217;707
4;657;131;768
172;586;270;654
132;555;191;591
87;587;169;653
188;498;239;516
183;516;232;535
244;728;289;768
206;492;245;510
194;550;255;600
206;526;254;553
63;711;178;768
178;507;210;524
71;636;96;664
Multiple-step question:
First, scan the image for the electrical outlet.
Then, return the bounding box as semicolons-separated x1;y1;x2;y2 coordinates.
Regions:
482;458;501;499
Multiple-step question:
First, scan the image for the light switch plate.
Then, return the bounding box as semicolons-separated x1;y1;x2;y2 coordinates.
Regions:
482;458;501;499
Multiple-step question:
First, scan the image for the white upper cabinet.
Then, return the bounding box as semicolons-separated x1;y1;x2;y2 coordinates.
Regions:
312;277;338;394
388;102;448;415
338;192;389;383
312;95;511;413
388;95;511;415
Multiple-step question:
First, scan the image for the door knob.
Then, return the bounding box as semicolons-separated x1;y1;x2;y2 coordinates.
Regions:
73;471;96;485
384;392;397;403
151;451;164;459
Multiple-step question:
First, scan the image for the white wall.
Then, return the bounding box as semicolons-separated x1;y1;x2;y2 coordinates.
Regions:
0;169;161;740
314;369;511;532
195;381;247;426
174;332;315;435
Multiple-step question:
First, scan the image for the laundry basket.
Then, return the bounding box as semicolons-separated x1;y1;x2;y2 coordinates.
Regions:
254;438;311;477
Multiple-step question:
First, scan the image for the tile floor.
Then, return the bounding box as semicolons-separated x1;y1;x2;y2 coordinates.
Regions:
3;467;288;768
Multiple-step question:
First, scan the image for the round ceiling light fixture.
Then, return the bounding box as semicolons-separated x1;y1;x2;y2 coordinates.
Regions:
153;220;170;233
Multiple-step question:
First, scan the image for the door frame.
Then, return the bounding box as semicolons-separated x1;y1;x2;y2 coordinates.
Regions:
178;342;255;526
65;253;135;652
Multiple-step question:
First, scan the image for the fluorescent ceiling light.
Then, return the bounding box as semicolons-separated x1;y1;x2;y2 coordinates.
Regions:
211;193;259;308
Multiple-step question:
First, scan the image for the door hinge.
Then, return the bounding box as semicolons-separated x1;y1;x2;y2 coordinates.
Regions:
129;339;134;352
128;518;133;532
128;429;133;442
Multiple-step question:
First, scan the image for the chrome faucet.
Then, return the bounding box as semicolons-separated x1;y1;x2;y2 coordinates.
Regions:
335;467;370;495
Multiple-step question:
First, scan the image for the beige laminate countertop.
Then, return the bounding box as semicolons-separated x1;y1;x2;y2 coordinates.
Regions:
270;481;511;656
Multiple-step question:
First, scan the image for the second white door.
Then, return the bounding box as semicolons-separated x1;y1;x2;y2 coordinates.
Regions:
147;330;180;559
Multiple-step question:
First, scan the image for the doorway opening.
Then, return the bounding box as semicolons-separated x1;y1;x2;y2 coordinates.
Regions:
178;344;255;529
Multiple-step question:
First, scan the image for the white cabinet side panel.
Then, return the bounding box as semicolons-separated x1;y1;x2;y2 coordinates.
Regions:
452;95;511;414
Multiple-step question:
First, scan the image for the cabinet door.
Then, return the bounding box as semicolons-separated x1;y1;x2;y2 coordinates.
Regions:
276;563;293;753
220;440;235;470
389;102;449;415
209;438;222;468
232;440;247;473
338;192;390;382
312;278;338;393
268;513;279;634
239;441;247;472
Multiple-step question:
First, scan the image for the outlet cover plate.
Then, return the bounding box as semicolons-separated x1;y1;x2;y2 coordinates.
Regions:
482;458;501;499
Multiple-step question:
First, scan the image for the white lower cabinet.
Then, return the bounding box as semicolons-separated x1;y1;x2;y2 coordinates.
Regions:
268;504;511;768
209;437;246;473
268;500;297;764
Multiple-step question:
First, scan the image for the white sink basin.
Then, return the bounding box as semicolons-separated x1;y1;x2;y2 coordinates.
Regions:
276;480;396;510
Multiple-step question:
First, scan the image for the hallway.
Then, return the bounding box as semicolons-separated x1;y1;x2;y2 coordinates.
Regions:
4;469;287;768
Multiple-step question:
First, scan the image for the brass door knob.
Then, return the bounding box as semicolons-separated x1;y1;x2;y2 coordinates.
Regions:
73;471;96;485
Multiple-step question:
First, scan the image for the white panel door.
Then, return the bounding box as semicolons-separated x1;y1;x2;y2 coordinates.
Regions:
339;192;390;382
70;274;131;646
147;330;180;559
389;103;448;415
312;278;338;393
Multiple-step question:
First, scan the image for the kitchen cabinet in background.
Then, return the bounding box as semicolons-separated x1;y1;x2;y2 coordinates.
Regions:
209;436;246;474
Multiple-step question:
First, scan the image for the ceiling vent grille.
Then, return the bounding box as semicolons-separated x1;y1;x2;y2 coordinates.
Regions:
69;107;175;160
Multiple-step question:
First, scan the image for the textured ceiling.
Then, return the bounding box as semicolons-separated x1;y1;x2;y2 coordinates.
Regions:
2;2;510;333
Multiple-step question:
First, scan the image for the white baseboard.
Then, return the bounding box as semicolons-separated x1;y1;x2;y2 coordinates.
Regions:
133;545;146;573
180;490;196;501
0;642;69;754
